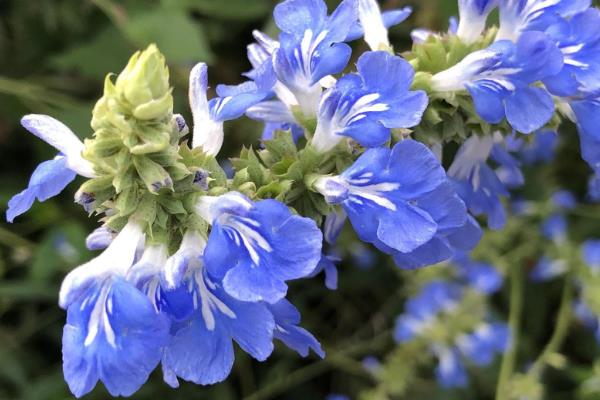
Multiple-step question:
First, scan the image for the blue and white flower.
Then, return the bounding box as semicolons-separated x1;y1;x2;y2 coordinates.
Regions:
448;134;523;229
7;115;96;222
160;250;276;386
452;252;503;294
394;281;463;342
189;63;271;156
456;0;499;44
583;240;600;272
311;51;428;152
196;191;322;303
496;0;591;42
530;255;567;281
60;221;170;398
433;346;469;388
542;8;600;96
456;322;510;366
315;139;475;269
272;0;357;118
431;32;564;133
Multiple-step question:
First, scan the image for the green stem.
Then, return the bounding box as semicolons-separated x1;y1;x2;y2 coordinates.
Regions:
528;274;573;377
496;261;525;400
243;330;391;400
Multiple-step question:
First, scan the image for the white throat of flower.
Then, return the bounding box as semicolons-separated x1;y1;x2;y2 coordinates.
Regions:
448;134;494;188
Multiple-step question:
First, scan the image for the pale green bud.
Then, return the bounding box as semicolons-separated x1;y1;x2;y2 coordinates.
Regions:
115;44;173;120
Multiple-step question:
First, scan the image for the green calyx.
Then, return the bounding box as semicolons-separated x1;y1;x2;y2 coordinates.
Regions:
78;44;212;248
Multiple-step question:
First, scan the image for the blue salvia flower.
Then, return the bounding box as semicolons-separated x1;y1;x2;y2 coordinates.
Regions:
541;214;567;242
530;255;567;281
496;0;592;42
430;32;564;133
583;240;600;272
311;51;428;152
59;221;171;397
394;281;463;342
452;252;503;294
159;250;276;386
448;134;522;229
574;300;600;343
272;0;357;118
189;63;271;156
552;190;577;210
542;8;600;96
310;253;341;290
456;0;499;44
433;346;469;388
6;115;97;222
509;130;558;165
456;322;510;366
315;140;476;269
196;191;322;303
589;173;600;201
347;1;412;49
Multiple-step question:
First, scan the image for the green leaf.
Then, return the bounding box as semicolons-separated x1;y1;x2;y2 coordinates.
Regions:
163;0;271;21
50;26;133;80
125;9;214;64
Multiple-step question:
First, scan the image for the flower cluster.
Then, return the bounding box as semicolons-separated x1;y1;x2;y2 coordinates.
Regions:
6;0;600;397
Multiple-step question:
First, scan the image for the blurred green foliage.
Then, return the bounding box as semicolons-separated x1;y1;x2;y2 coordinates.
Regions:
1;1;600;399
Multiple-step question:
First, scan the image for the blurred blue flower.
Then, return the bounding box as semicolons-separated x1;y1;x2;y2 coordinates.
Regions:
530;256;567;282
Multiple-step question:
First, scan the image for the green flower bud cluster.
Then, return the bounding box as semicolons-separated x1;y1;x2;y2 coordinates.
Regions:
77;45;211;248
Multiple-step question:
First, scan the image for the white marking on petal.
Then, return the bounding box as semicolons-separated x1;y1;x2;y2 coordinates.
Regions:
193;269;237;331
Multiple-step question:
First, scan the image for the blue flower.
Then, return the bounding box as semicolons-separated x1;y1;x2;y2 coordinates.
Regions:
433;346;469;388
394;281;463;342
512;130;558;165
197;192;322;303
160;257;275;386
315;140;474;269
189;63;271;156
7;115;97;222
583;240;600;272
542;8;600;96
541;214;567;242
530;256;567;282
311;51;428;152
268;299;324;358
453;252;503;294
589;173;600;201
456;0;499;44
456;322;510;366
346;2;412;49
272;0;357;118
310;253;341;290
570;98;600;173
431;32;563;133
59;221;171;398
574;300;600;343
552;190;577;210
448;136;504;226
496;0;591;42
